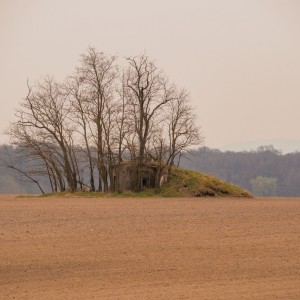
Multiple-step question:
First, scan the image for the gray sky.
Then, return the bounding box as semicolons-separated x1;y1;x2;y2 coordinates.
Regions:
1;0;300;149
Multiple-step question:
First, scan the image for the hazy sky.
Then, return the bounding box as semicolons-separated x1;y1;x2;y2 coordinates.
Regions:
1;0;300;149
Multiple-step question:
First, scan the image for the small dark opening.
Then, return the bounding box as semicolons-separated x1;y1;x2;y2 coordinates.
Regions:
142;178;147;187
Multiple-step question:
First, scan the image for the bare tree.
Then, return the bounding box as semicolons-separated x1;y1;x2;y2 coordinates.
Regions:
124;55;175;191
166;89;203;167
76;47;118;192
12;77;77;191
65;76;96;191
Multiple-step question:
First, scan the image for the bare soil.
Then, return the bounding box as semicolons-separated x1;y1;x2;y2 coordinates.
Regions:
0;195;299;299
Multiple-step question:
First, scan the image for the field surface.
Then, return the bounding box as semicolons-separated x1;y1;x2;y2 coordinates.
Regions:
0;195;299;299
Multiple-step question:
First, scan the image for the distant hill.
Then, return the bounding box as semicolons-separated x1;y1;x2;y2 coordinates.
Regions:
217;139;300;154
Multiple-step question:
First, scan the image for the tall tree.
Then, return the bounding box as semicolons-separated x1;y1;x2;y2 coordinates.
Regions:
167;88;203;167
76;47;118;192
124;55;174;191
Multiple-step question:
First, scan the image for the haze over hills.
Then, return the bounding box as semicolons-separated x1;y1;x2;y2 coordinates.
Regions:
217;139;300;154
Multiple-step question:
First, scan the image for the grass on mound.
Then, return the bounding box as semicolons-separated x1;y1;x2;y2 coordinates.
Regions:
20;167;252;198
159;167;253;198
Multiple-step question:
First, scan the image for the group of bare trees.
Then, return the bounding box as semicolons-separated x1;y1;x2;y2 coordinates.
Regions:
6;48;202;193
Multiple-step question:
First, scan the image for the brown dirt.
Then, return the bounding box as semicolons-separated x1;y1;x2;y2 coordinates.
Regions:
0;195;299;299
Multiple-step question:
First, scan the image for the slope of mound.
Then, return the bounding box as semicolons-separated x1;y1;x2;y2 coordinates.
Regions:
160;168;253;198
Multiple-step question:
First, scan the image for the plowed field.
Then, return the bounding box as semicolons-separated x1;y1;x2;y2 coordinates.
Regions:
0;195;299;299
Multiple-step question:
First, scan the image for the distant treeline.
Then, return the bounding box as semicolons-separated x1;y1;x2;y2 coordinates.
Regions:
1;144;300;196
0;145;48;194
180;145;300;197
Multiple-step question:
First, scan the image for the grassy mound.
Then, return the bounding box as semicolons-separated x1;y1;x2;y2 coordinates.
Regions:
159;167;253;198
22;167;252;198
